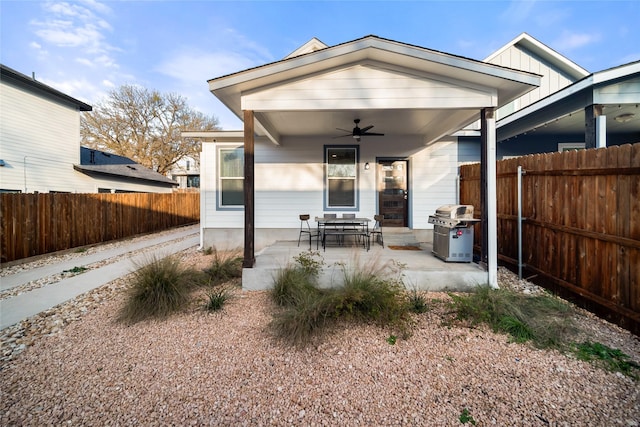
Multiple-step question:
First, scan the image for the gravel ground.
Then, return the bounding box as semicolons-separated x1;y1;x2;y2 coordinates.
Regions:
1;247;639;426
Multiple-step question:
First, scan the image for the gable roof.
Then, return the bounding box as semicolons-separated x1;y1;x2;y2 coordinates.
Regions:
1;64;92;112
285;37;328;59
74;147;178;187
484;33;589;80
208;35;540;145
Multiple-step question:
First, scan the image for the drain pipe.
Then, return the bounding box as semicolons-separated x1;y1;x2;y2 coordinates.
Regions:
517;165;524;279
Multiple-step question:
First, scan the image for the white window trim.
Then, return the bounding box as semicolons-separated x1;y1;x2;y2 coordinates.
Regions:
217;144;244;210
558;142;585;152
324;145;359;210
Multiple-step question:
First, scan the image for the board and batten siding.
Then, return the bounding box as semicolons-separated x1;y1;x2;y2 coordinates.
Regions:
486;44;576;116
0;80;94;193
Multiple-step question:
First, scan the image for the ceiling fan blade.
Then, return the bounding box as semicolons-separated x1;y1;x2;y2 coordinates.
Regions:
360;125;374;133
332;134;353;139
336;128;352;133
362;132;385;136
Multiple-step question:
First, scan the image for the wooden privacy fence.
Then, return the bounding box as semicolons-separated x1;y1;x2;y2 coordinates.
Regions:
460;143;640;333
1;192;199;263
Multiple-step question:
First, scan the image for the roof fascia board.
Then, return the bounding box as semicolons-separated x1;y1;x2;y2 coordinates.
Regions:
498;75;594;127
182;131;245;139
592;61;640;85
209;36;540;92
499;62;640;129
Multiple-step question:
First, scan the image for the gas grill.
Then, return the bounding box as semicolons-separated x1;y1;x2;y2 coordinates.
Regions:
428;204;480;262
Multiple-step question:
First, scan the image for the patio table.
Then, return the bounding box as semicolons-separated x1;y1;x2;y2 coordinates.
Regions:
315;217;371;251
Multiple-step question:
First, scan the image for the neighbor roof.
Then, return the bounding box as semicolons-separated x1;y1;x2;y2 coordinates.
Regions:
74;147;178;186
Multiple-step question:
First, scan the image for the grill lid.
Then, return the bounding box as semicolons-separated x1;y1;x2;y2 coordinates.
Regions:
434;204;475;219
428;204;480;228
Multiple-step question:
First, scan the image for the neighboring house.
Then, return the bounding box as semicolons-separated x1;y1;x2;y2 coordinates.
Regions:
457;33;640;159
75;147;178;193
1;64;92;193
170;156;200;190
0;64;177;193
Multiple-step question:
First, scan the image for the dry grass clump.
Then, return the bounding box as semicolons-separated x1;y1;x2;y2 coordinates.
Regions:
118;249;242;323
118;255;205;323
269;252;412;346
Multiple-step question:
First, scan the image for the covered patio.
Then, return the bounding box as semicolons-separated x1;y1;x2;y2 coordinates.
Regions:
197;36;541;291
243;228;486;291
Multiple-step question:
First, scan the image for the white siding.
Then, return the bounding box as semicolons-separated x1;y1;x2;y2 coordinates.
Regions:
410;139;460;229
243;65;496;110
486;45;576;116
0;80;94;193
201;136;461;248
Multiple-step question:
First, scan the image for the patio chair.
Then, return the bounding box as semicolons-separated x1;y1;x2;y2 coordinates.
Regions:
297;214;320;250
341;213;361;246
321;213;340;247
369;214;384;248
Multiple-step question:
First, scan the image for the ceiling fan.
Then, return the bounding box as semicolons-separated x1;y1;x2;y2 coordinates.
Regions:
335;119;384;141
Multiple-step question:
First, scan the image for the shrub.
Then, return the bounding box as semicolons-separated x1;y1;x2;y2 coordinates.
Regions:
269;255;411;346
407;289;429;314
572;341;640;378
204;286;233;312
118;255;201;323
449;285;577;350
203;249;243;285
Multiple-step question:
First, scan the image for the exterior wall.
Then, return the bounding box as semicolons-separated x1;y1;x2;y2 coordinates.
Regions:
0;79;94;193
201;135;461;250
244;65;497;111
486;45;577;119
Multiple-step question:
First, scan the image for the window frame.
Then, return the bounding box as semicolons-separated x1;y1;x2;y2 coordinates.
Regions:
324;145;359;211
217;144;244;210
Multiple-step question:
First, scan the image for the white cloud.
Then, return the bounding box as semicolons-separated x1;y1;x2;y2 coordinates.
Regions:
31;1;117;62
553;31;601;51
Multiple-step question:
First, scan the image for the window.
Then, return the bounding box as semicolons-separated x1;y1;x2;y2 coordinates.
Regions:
219;146;244;208
187;175;200;188
325;146;358;209
558;142;585;152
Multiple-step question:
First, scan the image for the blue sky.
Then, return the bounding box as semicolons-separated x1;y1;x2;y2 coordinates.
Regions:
2;0;639;129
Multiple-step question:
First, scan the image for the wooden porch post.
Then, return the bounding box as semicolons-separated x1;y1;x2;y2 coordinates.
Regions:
480;107;498;288
585;104;605;149
243;110;255;268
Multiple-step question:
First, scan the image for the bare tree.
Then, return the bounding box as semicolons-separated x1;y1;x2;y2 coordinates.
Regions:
81;85;219;175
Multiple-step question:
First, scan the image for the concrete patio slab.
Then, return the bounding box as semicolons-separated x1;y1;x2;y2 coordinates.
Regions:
242;230;488;291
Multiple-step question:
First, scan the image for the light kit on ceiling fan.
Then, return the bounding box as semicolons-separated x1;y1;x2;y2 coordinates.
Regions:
334;119;384;141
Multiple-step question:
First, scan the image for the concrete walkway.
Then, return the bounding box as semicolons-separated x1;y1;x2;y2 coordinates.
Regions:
0;225;200;330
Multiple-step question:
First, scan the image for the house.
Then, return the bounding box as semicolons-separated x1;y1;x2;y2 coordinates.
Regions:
457;33;640;159
74;147;178;193
0;64;177;193
170;156;200;191
192;34;549;288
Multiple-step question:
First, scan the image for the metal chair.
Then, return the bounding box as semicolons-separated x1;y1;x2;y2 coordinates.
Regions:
297;214;320;250
341;213;360;246
369;214;384;248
